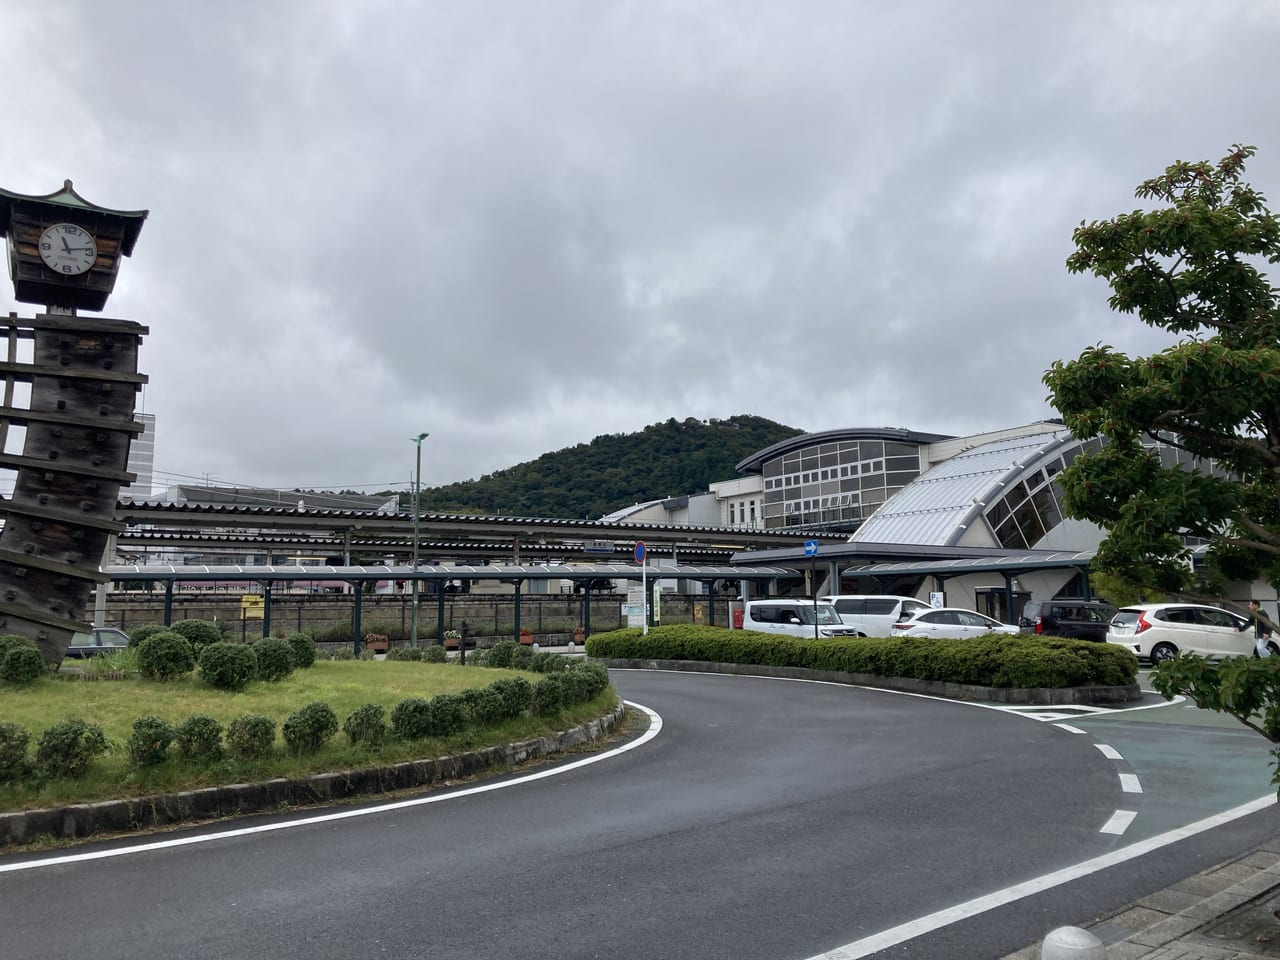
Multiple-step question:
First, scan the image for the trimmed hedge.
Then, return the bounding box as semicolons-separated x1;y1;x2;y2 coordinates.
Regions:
254;637;296;682
137;631;197;681
35;718;108;779
227;714;276;760
584;625;1137;688
199;642;258;691
169;619;224;649
1;644;45;685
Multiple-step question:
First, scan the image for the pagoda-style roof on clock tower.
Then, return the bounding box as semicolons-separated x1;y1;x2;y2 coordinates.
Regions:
0;180;149;255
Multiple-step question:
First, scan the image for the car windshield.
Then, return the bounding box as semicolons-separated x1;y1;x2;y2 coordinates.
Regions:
790;604;843;625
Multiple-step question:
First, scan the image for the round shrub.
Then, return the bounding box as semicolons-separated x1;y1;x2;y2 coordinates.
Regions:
174;715;223;761
566;661;610;700
386;646;422;662
342;703;387;747
0;634;39;659
282;702;338;754
422;644;447;664
531;673;568;717
487;639;520;669
169;618;224;650
286;632;317;668
329;645;355;661
35;718;107;779
490;677;533;719
458;686;506;727
199;642;258;691
127;715;175;766
226;714;276;760
126;623;169;647
426;693;466;737
254;637;296;682
136;630;196;681
0;721;32;783
511;645;534;669
390;697;432;740
1;644;46;685
530;651;567;673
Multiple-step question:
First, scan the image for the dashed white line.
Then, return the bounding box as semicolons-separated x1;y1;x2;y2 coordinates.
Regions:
1095;743;1123;760
1100;809;1139;835
1119;773;1143;794
1054;723;1086;734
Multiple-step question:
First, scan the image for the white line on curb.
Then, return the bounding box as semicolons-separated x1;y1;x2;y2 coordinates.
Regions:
0;700;663;875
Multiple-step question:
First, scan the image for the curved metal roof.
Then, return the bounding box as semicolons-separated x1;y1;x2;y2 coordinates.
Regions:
851;428;1074;546
734;427;954;473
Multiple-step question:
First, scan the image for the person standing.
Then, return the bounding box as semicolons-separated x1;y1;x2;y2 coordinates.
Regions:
1241;599;1274;657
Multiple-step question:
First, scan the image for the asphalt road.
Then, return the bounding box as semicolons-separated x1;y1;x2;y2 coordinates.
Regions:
2;669;1277;960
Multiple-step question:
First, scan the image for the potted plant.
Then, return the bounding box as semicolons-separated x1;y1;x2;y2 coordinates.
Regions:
362;632;389;653
519;628;534;646
442;629;461;650
572;625;586;643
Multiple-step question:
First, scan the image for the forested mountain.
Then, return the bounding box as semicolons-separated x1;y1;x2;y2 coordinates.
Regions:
404;415;804;519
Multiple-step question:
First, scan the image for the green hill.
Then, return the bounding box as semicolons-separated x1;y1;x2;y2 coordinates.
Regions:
410;415;803;519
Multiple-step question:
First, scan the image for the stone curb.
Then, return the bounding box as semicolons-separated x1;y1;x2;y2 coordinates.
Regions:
0;701;626;848
999;841;1280;959
599;658;1140;705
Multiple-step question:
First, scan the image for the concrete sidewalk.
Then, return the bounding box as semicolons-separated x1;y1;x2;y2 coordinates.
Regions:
1004;840;1280;959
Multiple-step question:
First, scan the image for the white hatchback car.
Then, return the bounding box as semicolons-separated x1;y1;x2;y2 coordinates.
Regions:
890;607;1020;639
1105;603;1256;663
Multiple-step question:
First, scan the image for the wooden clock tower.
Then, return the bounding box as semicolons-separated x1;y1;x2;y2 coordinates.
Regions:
0;181;149;663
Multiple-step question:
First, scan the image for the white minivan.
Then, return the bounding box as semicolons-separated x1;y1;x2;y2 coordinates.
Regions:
740;599;861;638
819;595;933;637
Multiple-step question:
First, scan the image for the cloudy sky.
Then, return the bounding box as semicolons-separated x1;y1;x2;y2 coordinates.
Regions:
3;1;1277;499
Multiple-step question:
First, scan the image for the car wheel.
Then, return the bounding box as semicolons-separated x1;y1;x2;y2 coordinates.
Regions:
1150;642;1178;664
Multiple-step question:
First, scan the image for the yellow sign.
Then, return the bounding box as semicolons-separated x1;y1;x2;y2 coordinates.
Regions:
240;595;265;619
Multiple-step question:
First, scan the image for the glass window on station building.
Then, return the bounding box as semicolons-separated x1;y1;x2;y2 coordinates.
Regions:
765;437;926;532
985;435;1222;550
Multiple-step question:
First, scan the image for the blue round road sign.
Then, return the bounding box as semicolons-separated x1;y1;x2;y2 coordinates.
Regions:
634;541;646;563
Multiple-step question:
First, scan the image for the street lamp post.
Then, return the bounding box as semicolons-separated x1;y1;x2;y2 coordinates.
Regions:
410;432;429;648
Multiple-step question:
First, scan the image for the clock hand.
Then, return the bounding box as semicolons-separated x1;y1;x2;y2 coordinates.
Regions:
62;236;72;254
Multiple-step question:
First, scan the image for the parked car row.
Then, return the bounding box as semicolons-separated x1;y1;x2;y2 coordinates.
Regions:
740;594;1271;664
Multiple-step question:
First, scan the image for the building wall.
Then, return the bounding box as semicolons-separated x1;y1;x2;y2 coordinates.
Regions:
120;412;155;499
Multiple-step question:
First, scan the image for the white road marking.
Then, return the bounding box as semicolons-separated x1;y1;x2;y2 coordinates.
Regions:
1100;809;1138;835
800;795;1276;960
1120;773;1143;794
1095;743;1123;760
0;700;663;875
1053;723;1086;734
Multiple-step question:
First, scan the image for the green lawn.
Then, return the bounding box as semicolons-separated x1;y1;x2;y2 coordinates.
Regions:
1;658;617;811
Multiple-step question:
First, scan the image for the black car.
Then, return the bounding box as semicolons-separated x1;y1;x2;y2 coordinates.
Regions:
63;627;131;658
1018;600;1117;642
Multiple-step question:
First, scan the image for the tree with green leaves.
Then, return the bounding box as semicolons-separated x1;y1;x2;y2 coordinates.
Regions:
1045;145;1280;763
1045;143;1280;602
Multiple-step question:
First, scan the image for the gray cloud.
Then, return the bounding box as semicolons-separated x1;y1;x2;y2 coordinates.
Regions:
2;1;1277;495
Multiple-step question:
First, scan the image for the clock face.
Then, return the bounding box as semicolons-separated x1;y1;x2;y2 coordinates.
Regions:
38;223;98;276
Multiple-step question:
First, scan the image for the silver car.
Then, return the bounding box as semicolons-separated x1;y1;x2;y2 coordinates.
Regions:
890;608;1020;639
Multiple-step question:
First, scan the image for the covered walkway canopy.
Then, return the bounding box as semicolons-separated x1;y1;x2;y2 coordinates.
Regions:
103;561;802;650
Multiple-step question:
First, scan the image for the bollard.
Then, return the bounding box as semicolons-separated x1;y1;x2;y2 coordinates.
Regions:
1041;926;1105;960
